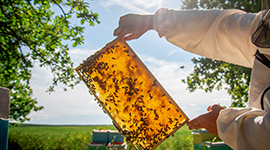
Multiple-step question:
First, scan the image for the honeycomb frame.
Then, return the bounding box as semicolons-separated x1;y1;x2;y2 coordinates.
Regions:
76;38;189;150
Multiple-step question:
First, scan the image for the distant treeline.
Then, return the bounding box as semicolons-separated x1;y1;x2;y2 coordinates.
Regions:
16;124;112;127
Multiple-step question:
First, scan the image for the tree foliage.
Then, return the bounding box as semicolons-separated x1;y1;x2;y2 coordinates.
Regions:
182;58;251;107
181;0;261;107
0;0;100;122
181;0;261;12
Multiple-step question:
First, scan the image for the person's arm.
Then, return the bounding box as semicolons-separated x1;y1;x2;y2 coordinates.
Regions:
155;8;263;68
217;108;270;150
114;8;261;68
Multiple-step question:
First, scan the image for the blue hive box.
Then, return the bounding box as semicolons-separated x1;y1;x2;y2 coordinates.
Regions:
108;131;124;143
0;119;8;150
92;130;109;144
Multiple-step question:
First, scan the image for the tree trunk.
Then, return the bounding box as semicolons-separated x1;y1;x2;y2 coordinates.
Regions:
0;87;10;119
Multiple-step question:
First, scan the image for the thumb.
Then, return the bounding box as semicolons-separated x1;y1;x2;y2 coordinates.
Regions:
207;105;213;111
207;104;222;112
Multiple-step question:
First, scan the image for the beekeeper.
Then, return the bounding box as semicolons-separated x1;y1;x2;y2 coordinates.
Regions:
114;7;270;150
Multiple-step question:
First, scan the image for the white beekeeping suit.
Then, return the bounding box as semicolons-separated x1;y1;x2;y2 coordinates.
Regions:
152;7;270;150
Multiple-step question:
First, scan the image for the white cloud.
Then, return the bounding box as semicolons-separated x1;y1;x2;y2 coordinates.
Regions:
27;110;50;120
101;0;162;13
30;63;53;86
189;104;197;107
168;49;183;56
69;48;97;66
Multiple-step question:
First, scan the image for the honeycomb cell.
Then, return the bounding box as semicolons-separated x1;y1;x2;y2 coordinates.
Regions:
76;38;189;150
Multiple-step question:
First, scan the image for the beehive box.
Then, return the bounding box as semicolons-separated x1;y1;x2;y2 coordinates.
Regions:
76;38;189;150
92;130;109;143
108;130;124;143
192;129;216;145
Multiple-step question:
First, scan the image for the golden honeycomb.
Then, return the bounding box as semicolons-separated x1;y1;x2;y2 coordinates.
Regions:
76;38;189;150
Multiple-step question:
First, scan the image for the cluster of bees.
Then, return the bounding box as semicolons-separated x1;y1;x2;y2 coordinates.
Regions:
76;39;188;150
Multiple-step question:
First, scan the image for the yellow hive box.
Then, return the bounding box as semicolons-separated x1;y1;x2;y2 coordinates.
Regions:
192;129;216;145
76;38;189;150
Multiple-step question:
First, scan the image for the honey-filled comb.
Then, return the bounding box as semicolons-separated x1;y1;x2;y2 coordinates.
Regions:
76;38;189;150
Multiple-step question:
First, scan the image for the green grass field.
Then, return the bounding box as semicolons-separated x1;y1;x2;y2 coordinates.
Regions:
8;124;193;150
9;124;115;135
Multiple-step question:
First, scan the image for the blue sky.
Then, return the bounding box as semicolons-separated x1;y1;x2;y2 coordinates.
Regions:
26;0;231;125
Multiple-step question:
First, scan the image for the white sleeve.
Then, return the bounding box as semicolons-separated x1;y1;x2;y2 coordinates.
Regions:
153;8;261;68
217;108;270;150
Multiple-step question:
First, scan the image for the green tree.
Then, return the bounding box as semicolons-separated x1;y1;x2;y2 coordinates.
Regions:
181;0;261;107
0;0;100;122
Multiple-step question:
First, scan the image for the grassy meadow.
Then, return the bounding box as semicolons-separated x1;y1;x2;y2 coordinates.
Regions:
8;124;193;150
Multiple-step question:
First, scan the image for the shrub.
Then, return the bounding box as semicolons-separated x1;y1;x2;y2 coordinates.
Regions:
8;131;92;150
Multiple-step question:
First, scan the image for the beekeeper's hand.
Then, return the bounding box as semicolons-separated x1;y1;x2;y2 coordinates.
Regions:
114;14;153;41
187;104;225;135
